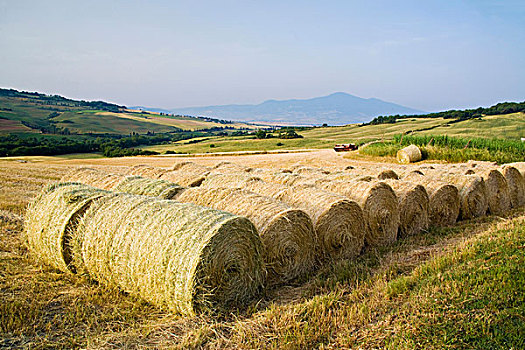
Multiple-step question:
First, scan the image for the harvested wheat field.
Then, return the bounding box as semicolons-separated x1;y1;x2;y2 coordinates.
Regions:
1;149;524;349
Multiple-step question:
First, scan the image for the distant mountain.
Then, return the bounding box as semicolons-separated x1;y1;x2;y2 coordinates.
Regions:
152;92;424;126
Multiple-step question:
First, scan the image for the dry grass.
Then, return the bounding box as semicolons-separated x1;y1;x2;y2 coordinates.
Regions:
79;192;266;316
175;186;317;283
1;159;524;348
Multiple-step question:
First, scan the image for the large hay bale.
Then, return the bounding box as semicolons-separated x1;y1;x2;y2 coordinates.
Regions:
501;165;525;208
212;161;252;173
174;187;317;282
314;179;399;247
293;166;330;176
507;162;525;177
61;167;125;190
256;172;305;186
161;168;210;187
384;180;429;237
403;172;460;227
397;144;422;164
425;172;488;220
129;164;166;179
24;183;109;273
243;180;366;261
172;161;211;173
475;168;511;215
114;176;185;199
80;193;266;315
62;167;185;200
377;169;399;180
202;173;365;260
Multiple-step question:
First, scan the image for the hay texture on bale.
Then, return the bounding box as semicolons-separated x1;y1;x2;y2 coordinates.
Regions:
378;169;400;180
243;180;366;261
475;168;511;215
500;165;525;208
79;193;266;315
172;161;211;173
62;167;185;200
256;172;307;186
175;187;317;282
397;144;422;164
403;172;460;227
24;182;109;273
61;167;125;190
314;179;399;247
201;173;260;188
425;172;488;220
129;164;166;179
114;176;185;199
292;166;330;176
161;168;210;187
212;161;252;173
384;180;429;237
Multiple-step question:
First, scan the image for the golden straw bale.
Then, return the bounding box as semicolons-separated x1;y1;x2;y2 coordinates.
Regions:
403;172;460;227
212;161;253;173
507;162;525;177
62;167;185;200
474;168;511;215
79;193;265;315
161;168;210;187
313;179;399;247
377;169;399;180
24;182;109;273
397;144;422;164
172;161;211;173
424;171;488;220
293;166;331;176
500;165;525;208
129;164;166;179
174;187;317;282
247;180;365;260
202;173;365;260
383;180;429;236
114;176;185;199
256;172;306;186
61;167;125;190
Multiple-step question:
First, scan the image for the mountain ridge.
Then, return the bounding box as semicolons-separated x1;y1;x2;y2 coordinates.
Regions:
133;92;424;126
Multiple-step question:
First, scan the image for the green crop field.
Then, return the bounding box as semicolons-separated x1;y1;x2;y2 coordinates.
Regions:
140;113;525;155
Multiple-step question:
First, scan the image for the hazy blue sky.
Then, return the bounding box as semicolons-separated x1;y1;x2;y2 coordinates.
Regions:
1;0;524;111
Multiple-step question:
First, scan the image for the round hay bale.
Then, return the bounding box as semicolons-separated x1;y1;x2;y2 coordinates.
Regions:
201;173;261;188
403;172;460;227
377;169;399;180
425;172;488;220
507;162;525;178
24;182;109;273
172;161;211;173
175;187;317;283
61;167;125;190
114;176;185;199
160;169;210;187
475;169;511;216
384;180;429;237
397;144;422;164
212;161;252;173
256;172;305;186
314;179;399;247
79;193;266;315
244;180;366;261
293;166;330;176
500;165;525;208
129;164;166;179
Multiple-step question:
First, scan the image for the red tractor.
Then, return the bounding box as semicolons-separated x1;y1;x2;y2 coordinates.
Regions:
333;143;358;152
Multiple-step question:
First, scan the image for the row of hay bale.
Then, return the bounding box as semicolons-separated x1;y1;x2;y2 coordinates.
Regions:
25;182;266;315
